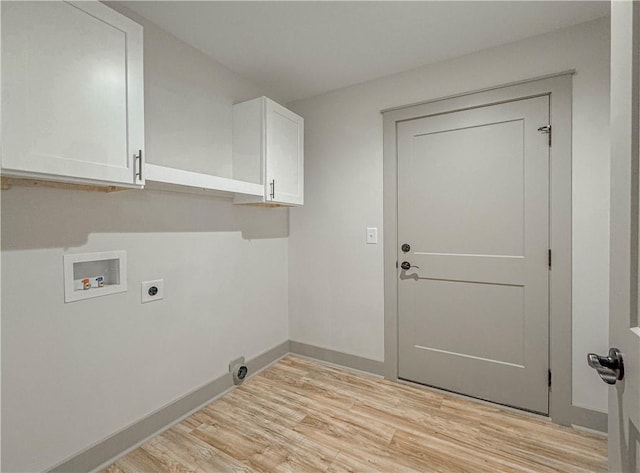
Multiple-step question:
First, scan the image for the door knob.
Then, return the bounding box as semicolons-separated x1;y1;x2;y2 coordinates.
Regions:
400;261;419;271
401;243;411;253
587;348;624;385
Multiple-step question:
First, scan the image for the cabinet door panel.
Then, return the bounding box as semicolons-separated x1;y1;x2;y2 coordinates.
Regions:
1;1;144;186
266;101;303;205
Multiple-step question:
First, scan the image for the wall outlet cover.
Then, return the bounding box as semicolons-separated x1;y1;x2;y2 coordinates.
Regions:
141;279;164;303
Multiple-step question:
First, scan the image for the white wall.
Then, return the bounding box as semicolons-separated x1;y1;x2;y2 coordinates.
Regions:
1;5;289;472
288;18;610;414
117;3;281;178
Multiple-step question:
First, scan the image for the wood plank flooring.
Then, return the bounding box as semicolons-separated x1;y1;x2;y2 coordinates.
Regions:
103;355;607;473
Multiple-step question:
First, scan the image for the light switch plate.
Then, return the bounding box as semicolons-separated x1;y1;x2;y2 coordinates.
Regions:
366;227;378;244
141;279;164;303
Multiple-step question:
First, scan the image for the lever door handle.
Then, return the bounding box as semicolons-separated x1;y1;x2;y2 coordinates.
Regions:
400;261;419;271
587;348;624;385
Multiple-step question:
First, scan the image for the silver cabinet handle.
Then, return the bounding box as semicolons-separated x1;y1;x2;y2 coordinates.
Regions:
270;179;275;199
135;150;143;181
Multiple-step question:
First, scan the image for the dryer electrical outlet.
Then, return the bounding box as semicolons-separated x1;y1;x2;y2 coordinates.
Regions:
141;279;164;303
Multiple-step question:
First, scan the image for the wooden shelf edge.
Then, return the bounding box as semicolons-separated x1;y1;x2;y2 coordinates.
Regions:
0;176;127;193
145;164;264;197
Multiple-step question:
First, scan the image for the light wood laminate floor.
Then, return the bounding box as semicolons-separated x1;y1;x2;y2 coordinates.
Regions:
104;355;607;473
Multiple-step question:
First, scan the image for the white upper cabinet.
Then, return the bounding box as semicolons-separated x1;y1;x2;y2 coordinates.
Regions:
1;1;144;187
233;97;304;206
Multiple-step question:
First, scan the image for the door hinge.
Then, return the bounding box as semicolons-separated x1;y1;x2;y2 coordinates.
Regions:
538;125;551;147
548;369;552;388
548;249;552;269
396;261;398;269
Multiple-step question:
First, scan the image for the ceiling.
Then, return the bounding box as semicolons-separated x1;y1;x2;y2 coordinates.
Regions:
122;1;610;104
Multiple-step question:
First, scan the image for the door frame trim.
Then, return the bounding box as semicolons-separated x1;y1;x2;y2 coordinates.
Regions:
382;73;578;427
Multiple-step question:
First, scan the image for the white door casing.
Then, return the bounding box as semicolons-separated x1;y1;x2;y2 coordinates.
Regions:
397;96;550;414
607;2;640;471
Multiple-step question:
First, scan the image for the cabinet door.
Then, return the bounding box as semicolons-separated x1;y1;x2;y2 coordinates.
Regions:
265;99;303;205
1;1;144;186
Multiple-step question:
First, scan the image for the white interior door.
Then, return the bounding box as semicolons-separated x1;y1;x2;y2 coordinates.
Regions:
397;96;551;414
605;3;640;472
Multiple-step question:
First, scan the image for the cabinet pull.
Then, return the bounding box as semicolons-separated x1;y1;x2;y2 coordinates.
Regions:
135;150;143;181
270;179;275;199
